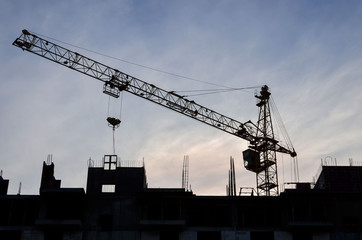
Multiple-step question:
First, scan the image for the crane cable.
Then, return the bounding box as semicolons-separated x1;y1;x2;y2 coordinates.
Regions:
30;30;243;91
107;92;123;155
270;96;299;182
30;31;263;99
270;96;294;152
175;86;260;97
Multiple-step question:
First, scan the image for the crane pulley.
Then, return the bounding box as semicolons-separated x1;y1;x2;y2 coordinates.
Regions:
13;29;296;196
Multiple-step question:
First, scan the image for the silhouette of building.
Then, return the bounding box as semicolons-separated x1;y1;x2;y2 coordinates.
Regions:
0;155;361;240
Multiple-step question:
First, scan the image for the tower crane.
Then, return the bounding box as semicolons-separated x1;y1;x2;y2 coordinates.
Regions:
13;29;296;196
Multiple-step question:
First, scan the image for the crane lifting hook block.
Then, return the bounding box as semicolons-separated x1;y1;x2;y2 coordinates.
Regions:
107;117;121;129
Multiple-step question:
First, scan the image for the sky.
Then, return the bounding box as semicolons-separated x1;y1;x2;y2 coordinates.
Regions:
1;0;362;195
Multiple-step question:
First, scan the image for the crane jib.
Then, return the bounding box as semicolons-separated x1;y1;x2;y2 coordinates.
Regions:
12;29;296;159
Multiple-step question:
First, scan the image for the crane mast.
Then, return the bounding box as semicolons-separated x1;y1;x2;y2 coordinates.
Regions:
255;86;279;196
13;29;296;196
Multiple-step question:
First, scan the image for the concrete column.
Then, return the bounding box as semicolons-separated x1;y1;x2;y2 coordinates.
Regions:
180;231;197;240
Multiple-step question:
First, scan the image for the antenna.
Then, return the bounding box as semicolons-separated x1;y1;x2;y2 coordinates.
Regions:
182;155;189;191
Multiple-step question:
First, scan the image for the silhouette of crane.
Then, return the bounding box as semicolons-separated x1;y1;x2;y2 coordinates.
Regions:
13;29;296;196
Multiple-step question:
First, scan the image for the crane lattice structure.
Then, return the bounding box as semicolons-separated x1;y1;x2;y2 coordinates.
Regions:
254;86;279;196
13;30;296;196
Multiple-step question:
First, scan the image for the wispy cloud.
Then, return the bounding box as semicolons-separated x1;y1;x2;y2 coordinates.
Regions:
1;1;362;195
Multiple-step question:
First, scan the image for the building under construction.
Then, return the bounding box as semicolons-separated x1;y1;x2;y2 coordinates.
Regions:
4;29;362;239
0;155;361;240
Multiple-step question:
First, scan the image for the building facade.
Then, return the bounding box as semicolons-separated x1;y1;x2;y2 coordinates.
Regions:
0;155;361;240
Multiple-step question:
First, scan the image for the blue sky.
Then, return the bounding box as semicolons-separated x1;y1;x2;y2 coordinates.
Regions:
1;0;362;195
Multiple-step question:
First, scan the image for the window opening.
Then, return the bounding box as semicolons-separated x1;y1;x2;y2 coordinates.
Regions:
104;155;117;170
102;184;116;193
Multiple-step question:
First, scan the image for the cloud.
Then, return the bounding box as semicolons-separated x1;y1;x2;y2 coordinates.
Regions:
1;1;362;195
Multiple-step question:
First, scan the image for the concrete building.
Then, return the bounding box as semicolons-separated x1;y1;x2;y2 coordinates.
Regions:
0;155;361;240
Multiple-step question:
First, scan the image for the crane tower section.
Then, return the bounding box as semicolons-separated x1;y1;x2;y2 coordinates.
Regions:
254;86;278;196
